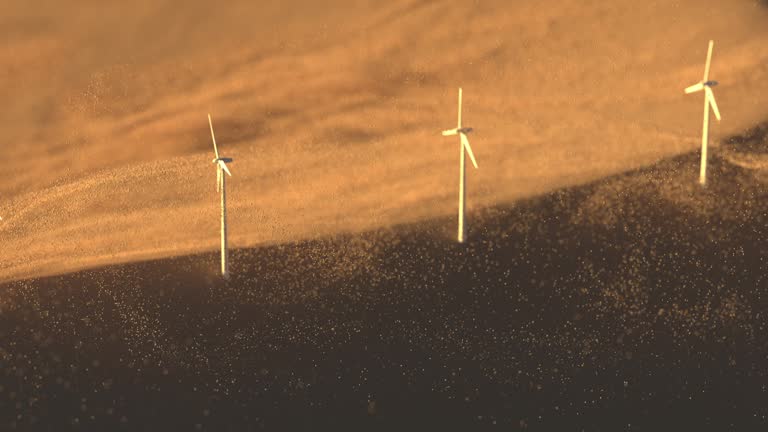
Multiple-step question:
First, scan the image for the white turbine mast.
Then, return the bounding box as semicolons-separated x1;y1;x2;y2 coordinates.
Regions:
684;40;721;186
208;113;233;278
442;87;478;243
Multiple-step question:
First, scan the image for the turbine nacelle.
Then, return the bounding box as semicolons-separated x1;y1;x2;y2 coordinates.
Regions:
442;88;479;170
684;40;721;123
684;80;719;94
441;127;474;136
215;159;232;192
208;114;233;192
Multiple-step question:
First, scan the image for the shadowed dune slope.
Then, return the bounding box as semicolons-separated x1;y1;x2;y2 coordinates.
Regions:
2;0;768;281
1;123;768;430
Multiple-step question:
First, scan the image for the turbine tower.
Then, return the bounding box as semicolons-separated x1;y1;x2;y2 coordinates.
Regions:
684;40;722;186
208;113;233;278
442;87;479;243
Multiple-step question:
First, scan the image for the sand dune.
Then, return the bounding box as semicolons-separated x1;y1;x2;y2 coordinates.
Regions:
2;0;768;281
2;140;767;429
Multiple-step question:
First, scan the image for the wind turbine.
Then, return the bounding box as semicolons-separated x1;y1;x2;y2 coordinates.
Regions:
442;87;479;243
208;113;233;278
685;39;722;186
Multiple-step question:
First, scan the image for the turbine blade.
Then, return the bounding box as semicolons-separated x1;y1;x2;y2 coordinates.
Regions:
461;133;478;169
457;87;463;129
706;87;721;121
217;166;221;192
703;40;714;82
685;82;704;94
219;160;232;176
208;113;220;159
442;128;458;136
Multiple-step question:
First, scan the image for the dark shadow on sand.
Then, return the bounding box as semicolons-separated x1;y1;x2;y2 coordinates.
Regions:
2;127;768;431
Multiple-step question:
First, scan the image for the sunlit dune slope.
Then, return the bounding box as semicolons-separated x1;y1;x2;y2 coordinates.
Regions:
2;0;768;282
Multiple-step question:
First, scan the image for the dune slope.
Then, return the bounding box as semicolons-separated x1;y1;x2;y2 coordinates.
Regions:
2;122;768;429
2;0;768;281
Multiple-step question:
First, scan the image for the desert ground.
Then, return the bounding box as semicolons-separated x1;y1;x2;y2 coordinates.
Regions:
2;133;768;429
1;0;768;281
3;0;768;430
